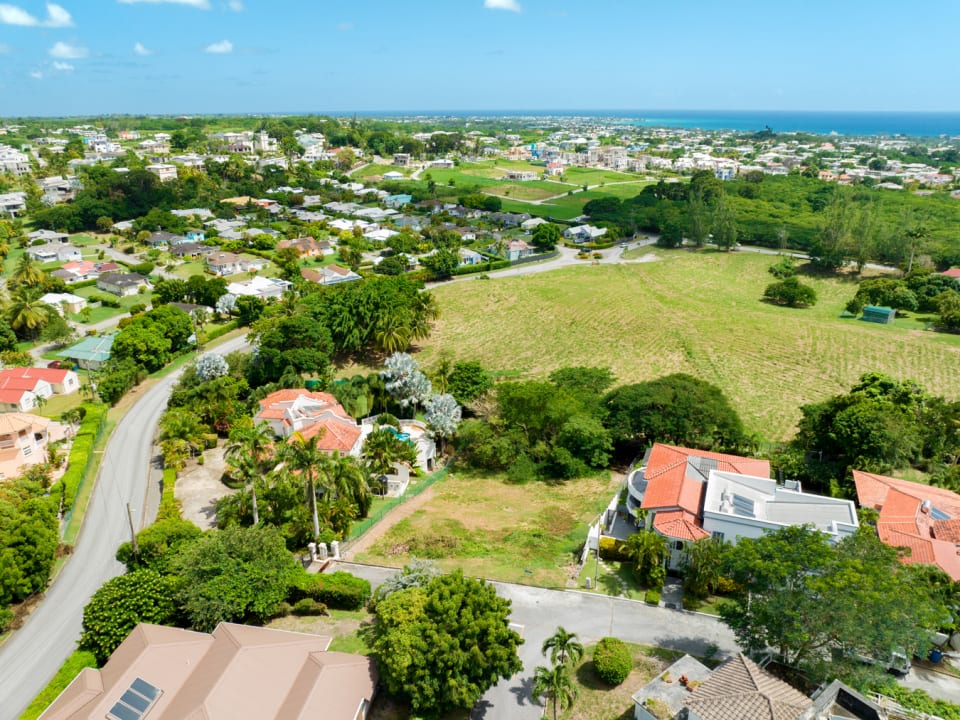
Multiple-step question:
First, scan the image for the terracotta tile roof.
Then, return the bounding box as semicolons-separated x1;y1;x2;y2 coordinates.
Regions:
0;413;48;435
640;443;770;515
652;509;710;541
933;519;960;543
853;470;960;581
684;653;811;720
257;389;341;409
296;417;362;454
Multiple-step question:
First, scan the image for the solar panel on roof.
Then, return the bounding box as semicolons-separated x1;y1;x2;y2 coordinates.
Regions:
732;494;756;518
108;702;140;720
130;678;160;701
930;506;951;521
107;678;162;720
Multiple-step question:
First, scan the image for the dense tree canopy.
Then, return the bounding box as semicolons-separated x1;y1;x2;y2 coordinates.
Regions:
719;525;951;684
371;571;523;715
603;373;747;453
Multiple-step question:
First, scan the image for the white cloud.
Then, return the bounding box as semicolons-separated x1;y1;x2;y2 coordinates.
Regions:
134;41;152;55
118;0;211;8
44;3;72;26
0;2;72;27
49;40;87;59
53;60;73;71
204;38;232;54
226;0;242;10
483;0;521;11
29;69;43;79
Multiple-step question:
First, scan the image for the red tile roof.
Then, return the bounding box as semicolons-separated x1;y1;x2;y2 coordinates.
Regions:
853;470;960;581
296;417;362;454
940;268;960;279
653;510;710;541
640;443;770;515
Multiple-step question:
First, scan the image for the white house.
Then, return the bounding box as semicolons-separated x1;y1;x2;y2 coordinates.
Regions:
564;224;608;243
28;244;82;263
225;276;292;300
40;292;87;315
145;163;178;182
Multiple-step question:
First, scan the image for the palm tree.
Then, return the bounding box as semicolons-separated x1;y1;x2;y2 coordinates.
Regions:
281;430;333;540
625;530;668;587
12;253;44;288
7;291;53;339
224;421;275;526
327;451;372;518
532;662;578;720
541;626;584;667
375;314;410;355
682;536;727;599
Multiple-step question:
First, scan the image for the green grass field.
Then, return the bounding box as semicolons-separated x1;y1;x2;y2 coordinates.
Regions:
415;250;960;442
355;472;617;587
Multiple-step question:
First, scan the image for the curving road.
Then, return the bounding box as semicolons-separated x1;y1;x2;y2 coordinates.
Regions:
0;334;249;720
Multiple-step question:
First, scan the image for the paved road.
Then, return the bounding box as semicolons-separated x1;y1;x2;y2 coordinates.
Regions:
333;562;740;720
0;334;249;720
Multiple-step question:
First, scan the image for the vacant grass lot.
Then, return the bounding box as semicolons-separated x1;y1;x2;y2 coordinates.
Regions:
416;250;960;442
355;472;616;587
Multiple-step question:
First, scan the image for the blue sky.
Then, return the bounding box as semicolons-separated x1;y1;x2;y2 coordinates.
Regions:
1;0;959;116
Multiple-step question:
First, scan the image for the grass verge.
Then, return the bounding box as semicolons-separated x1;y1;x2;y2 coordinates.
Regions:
18;650;97;720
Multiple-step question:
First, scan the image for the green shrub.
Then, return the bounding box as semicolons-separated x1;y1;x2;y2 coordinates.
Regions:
206;320;238;341
644;589;661;605
598;536;631;562
272;601;292;618
52;403;106;513
452;259;511;276
157;468;181;520
593;637;633;685
292;598;328;616
291;571;371;610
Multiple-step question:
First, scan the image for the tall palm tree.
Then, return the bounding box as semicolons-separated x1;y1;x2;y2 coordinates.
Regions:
12;253;43;288
327;451;372;518
281;430;333;540
532;663;578;720
225;421;275;526
7;291;53;339
541;626;584;667
375;314;410;355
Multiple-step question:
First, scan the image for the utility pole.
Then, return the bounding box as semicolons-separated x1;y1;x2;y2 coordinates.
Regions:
126;503;139;557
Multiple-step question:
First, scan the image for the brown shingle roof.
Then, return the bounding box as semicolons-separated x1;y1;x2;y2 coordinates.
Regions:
684;653;811;720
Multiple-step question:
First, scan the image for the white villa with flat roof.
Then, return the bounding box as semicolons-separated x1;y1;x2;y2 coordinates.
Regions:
701;470;858;545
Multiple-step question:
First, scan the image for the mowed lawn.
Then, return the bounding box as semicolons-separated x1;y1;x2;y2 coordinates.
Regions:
415;250;960;442
354;472;617;587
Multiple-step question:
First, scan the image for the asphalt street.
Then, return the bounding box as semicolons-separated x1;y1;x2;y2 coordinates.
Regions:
0;334;249;720
333;562;741;720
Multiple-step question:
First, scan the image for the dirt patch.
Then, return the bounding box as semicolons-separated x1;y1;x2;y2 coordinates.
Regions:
343;485;437;559
175;446;234;530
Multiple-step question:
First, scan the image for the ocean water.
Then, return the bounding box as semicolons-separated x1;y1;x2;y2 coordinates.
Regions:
623;110;960;137
353;109;960;138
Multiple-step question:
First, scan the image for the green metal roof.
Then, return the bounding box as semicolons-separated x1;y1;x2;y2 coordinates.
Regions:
58;333;117;362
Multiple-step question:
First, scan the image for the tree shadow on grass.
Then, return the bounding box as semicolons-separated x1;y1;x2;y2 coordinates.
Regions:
575;660;611;691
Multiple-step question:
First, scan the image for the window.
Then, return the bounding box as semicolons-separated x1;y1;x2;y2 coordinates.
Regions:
711;531;725;542
674;541;685;551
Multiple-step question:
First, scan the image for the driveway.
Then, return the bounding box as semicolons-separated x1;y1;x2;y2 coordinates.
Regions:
332;562;740;720
901;664;960;704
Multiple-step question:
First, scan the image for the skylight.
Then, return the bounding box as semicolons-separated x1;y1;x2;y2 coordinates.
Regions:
107;678;161;720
